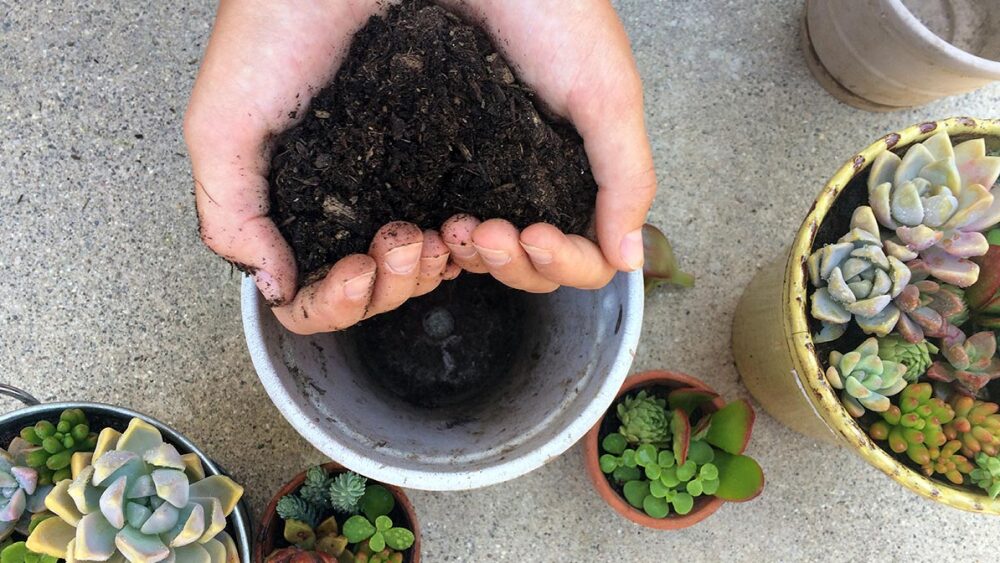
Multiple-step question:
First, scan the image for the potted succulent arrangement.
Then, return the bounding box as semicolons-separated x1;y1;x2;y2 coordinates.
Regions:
256;464;419;563
583;371;764;530
733;117;1000;512
0;386;251;562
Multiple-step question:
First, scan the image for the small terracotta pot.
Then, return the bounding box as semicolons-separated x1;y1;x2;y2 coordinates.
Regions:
583;370;726;530
254;463;421;563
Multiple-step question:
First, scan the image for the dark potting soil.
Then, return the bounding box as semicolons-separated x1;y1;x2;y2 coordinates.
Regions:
269;0;598;283
348;274;525;408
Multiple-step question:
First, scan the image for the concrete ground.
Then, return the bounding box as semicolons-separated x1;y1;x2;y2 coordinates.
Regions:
2;0;999;560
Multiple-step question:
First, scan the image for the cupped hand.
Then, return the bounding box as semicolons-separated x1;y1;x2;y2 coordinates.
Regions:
439;0;657;292
185;0;654;335
185;0;459;335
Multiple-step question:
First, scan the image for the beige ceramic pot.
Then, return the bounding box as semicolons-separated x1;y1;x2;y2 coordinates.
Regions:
803;0;1000;110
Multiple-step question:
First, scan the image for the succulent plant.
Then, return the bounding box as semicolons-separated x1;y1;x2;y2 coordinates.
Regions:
277;495;322;528
26;418;244;563
891;266;967;344
642;223;695;293
869;383;955;466
616;391;671;446
329;472;367;514
622;441;719;518
868;131;1000;287
925;440;975;484
0;447;51;542
16;409;98;486
265;546;337;563
943;395;1000;458
282;515;350;557
0;541;58;563
877;334;939;380
353;543;404;563
970;453;1000;498
298;466;334;512
598;434;642;483
808;206;912;342
926;331;1000;397
825;337;908;417
342;515;414;554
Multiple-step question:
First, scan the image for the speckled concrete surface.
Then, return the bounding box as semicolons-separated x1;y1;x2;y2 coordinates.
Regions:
2;1;999;561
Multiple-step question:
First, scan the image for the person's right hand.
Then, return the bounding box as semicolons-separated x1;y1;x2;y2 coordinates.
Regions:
185;0;458;335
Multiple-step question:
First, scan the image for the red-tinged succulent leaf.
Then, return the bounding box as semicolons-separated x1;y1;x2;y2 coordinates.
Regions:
642;224;695;292
713;451;765;502
705;400;756;455
691;416;712;441
968;245;1000;310
668;388;719;417
671;409;691;465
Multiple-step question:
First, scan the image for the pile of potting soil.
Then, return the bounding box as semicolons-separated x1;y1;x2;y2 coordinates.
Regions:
268;0;598;283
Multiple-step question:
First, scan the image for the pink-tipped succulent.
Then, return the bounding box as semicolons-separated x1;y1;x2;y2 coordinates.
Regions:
944;395;1000;458
892;260;968;343
868;131;1000;287
926;331;1000;397
0;448;50;542
808;206;912;342
642;224;694;293
925;440;975;485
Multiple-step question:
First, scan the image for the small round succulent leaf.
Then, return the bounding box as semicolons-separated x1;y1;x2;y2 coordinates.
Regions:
368;531;386;553
621;481;649;509
634;445;657;467
343;515;376;543
601;434;627;455
599;455;619;474
359;486;395;521
642;495;669;519
383;528;415;551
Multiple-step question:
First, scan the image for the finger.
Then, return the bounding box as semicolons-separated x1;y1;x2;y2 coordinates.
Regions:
365;222;424;317
473;219;559;293
271;254;376;335
441;214;489;273
520;223;616;289
442;261;462;281
413;230;450;297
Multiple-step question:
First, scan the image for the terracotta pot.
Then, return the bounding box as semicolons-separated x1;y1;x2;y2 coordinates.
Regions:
803;0;1000;110
583;370;727;530
732;117;1000;513
254;463;421;563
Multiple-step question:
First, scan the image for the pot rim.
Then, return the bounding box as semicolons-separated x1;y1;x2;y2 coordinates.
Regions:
787;116;1000;513
241;269;644;491
583;370;727;530
253;462;420;563
883;0;1000;75
0;399;253;562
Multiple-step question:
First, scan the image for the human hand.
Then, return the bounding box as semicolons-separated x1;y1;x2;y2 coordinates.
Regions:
438;0;657;292
185;0;459;335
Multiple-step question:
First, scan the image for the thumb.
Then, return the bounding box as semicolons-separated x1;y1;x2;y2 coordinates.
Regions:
568;60;656;272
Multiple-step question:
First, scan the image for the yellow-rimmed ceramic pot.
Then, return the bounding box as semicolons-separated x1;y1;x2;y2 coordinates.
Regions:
732;117;1000;514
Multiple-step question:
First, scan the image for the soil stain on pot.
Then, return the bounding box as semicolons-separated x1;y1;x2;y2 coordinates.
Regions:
269;0;598;283
348;275;525;408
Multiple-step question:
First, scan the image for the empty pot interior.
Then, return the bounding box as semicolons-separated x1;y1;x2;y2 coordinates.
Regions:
900;0;1000;60
258;274;633;478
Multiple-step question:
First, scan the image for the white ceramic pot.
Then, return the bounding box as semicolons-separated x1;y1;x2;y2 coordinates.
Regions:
241;271;643;491
803;0;1000;110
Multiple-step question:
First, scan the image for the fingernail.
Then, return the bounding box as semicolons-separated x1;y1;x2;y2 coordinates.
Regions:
445;241;478;260
520;242;553;265
621;229;644;271
474;245;511;267
383;243;422;274
252;270;284;305
343;271;376;301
